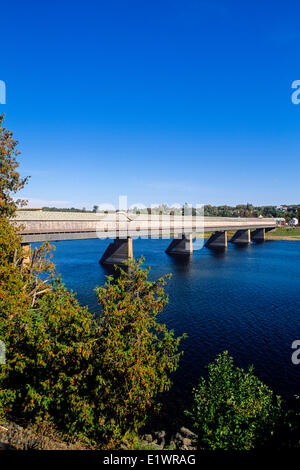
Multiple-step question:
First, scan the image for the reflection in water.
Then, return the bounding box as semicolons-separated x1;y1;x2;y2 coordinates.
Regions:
101;263;124;278
232;243;252;251
208;247;227;258
167;253;193;273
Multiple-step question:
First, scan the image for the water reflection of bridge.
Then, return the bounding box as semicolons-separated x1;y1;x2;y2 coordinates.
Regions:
15;211;276;265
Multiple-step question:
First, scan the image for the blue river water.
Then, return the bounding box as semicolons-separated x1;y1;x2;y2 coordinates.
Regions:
37;238;300;419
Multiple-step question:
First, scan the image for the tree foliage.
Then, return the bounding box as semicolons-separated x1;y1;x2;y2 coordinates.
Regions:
0;278;96;436
0;250;182;443
188;351;283;450
0;113;28;217
94;259;183;437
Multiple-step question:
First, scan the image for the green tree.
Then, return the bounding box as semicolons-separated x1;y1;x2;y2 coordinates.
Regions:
0;277;97;439
0;113;28;217
188;351;283;450
93;258;183;439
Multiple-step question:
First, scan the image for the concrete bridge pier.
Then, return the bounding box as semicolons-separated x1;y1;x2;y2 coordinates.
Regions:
166;234;193;256
230;229;251;245
251;227;275;242
205;231;227;249
100;237;133;265
251;228;265;242
21;243;32;267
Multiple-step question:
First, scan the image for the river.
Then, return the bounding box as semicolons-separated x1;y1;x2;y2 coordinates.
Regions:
36;238;300;425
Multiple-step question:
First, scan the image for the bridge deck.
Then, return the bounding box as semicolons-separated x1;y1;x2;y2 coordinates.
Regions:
14;211;277;244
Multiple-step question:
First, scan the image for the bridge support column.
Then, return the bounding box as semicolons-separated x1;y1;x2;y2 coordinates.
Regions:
166;234;193;255
230;229;251;245
251;228;265;242
21;243;32;267
205;231;227;249
100;237;133;265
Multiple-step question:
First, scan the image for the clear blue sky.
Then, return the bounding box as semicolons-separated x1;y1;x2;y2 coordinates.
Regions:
2;0;300;208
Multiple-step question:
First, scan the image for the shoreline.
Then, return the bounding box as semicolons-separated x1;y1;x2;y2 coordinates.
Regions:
266;236;300;241
198;233;300;242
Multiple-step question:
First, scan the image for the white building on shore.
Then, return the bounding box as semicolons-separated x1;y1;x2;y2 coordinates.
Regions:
289;218;299;226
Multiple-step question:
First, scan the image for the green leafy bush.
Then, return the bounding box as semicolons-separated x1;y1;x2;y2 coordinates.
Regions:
0;278;97;440
188;351;283;450
93;259;183;439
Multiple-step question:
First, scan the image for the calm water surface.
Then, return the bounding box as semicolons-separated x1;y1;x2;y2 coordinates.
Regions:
36;238;300;418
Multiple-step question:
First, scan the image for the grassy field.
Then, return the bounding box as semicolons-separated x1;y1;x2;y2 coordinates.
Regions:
195;227;300;241
266;227;300;240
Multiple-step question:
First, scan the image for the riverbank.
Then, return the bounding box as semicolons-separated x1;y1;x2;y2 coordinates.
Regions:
265;227;300;240
0;420;197;450
198;227;300;241
266;235;300;240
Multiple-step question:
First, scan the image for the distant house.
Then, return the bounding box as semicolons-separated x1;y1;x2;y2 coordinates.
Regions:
276;206;288;212
289;218;299;226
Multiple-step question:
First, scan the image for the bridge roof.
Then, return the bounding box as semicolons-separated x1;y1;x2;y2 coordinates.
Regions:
15;211;276;243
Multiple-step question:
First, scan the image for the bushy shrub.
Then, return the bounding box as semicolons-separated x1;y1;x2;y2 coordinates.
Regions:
93;259;183;439
188;351;283;450
0;277;97;439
